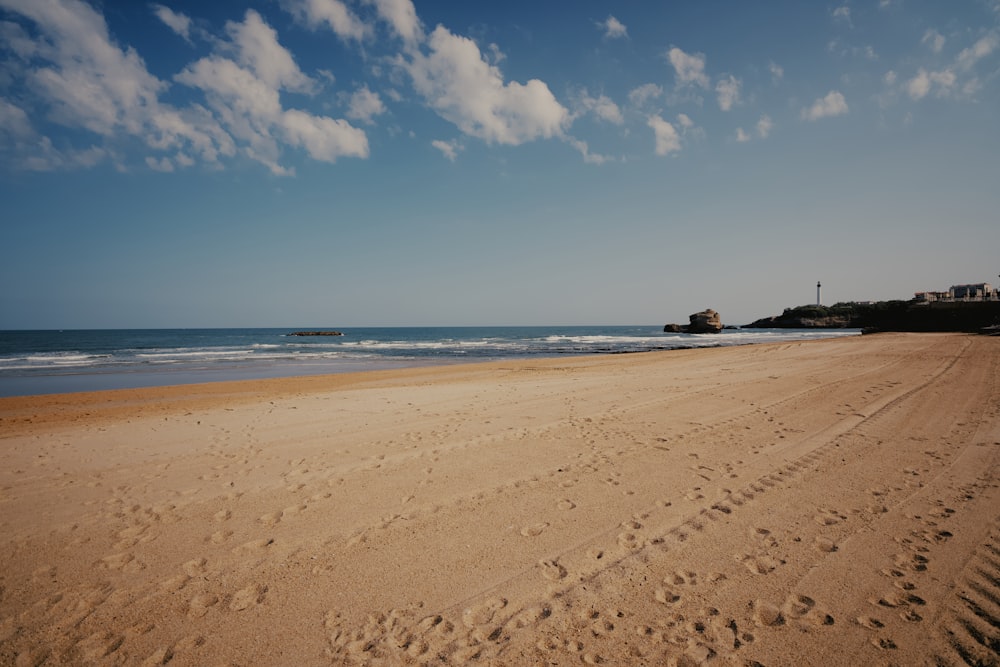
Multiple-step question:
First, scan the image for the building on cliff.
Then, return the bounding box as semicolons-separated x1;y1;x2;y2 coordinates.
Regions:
915;283;998;303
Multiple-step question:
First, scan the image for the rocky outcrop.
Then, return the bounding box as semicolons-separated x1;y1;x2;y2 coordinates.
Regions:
664;309;724;334
688;309;723;333
744;300;1000;332
745;314;853;328
287;331;343;336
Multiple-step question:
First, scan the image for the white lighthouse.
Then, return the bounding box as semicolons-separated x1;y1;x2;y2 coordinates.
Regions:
816;281;822;306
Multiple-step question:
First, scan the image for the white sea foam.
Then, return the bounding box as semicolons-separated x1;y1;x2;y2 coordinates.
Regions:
0;327;863;396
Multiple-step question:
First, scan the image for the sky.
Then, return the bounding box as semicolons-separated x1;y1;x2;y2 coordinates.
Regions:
1;0;998;328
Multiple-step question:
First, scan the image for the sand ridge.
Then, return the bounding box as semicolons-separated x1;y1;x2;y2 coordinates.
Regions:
0;332;998;665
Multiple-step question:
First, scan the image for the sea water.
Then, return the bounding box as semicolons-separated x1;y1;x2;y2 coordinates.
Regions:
0;326;860;397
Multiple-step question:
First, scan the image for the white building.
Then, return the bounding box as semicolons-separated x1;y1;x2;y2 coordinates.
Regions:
914;282;998;302
950;283;995;300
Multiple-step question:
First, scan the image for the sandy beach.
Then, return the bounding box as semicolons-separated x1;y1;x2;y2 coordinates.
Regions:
1;332;998;666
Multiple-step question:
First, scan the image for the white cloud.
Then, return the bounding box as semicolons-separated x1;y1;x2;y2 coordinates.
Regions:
226;10;315;93
734;115;772;144
884;70;897;86
0;97;34;140
0;0;164;137
404;25;569;146
431;138;462;161
175;56;285;168
0;0;235;168
176;11;367;172
674;113;704;141
769;61;784;83
832;6;851;23
152;4;192;42
366;0;422;44
575;90;623;125
600;15;628;40
346;85;386;124
487;43;506;66
0;0;366;173
0;19;38;58
900;32;997;103
628;83;663;108
667;47;709;88
957;33;998;70
146;104;235;164
757;114;773;138
802;90;848;120
921;29;945;54
564;136;612;165
715;75;741;111
647;114;681;156
146;155;174;172
906;68;956;99
282;109;368;162
285;0;370;42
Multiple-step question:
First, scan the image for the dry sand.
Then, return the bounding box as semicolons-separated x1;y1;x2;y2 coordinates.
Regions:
0;332;998;666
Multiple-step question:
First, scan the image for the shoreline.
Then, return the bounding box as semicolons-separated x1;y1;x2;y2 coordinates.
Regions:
0;326;863;399
2;332;997;665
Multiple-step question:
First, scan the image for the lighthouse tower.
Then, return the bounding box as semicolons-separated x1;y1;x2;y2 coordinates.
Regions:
817;281;822;306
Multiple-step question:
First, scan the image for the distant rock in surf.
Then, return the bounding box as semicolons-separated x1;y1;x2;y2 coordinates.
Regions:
664;309;724;334
287;331;343;336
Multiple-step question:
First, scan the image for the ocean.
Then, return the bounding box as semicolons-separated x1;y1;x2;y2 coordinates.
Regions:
0;326;861;397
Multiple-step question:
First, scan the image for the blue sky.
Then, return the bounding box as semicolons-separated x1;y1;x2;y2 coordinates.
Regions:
1;0;998;328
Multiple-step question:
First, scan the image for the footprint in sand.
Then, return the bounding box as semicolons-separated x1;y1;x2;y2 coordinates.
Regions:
540;559;568;581
892;552;929;572
871;636;898;650
158;574;191;594
856;615;885;629
521;522;549;537
814;536;837;553
75;631;124;662
259;511;283;527
814;508;846;526
187;593;219;618
462;597;507;628
782;594;834;625
557;499;576;510
234;538;275;553
654;587;680;604
739;553;781;575
209;530;233;544
618;532;641;549
100;552;143;572
182;558;208;577
665;570;699;586
513;606;552;628
753;600;784;627
229;583;268;611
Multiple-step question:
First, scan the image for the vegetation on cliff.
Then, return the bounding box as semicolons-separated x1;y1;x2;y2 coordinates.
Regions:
745;300;1000;332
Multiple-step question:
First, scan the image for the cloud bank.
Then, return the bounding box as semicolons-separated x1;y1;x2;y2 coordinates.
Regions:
0;0;996;173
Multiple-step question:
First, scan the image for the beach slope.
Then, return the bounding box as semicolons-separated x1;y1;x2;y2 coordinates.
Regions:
1;333;998;665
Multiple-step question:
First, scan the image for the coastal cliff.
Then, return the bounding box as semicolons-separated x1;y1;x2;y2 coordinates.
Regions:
744;300;1000;333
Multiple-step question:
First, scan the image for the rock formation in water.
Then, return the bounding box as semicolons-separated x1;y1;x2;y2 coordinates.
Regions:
664;309;723;334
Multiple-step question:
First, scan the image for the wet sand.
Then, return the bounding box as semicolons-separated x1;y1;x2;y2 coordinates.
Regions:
0;332;998;666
